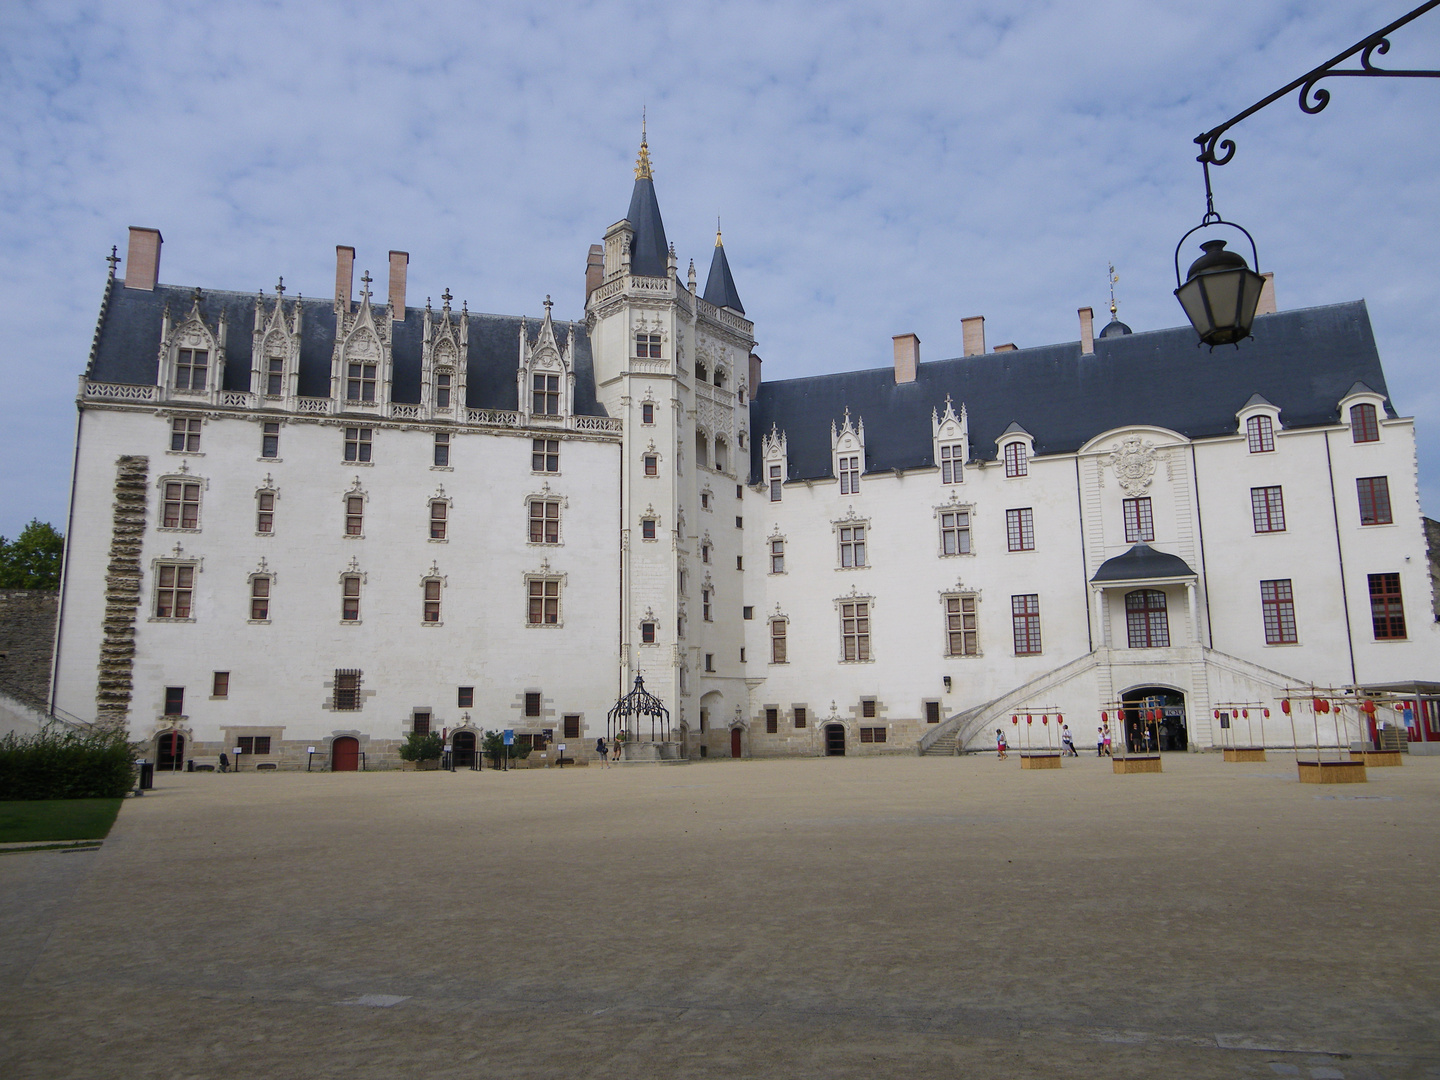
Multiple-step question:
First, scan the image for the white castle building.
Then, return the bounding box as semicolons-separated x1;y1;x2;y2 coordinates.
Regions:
50;137;1440;767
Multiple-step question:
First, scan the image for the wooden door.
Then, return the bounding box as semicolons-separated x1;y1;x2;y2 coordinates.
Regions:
730;728;742;758
332;736;360;772
824;724;845;756
452;731;476;768
157;732;185;771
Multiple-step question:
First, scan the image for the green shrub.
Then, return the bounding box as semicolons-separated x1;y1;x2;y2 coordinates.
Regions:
481;730;534;767
0;727;139;800
398;730;444;762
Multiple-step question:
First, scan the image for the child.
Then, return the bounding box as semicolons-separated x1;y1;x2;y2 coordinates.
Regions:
1102;723;1112;757
995;728;1009;760
1096;726;1106;757
1061;723;1077;757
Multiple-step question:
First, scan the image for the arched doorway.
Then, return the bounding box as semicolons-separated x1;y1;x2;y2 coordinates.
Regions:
730;728;742;758
824;723;845;756
332;736;360;772
452;730;477;768
157;731;185;771
1120;686;1187;752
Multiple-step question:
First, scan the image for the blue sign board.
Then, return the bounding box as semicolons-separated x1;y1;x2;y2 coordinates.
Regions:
503;729;514;746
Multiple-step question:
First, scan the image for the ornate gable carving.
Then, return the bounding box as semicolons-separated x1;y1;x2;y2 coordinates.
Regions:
331;270;392;409
159;288;227;403
1106;436;1157;496
423;289;468;419
518;296;575;422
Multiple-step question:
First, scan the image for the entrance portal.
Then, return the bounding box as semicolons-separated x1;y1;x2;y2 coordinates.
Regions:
1120;686;1188;752
452;730;476;768
730;728;742;758
824;723;845;756
332;736;360;772
157;731;185;771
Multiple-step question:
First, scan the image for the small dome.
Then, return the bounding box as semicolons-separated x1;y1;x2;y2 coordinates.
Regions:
1099;318;1132;338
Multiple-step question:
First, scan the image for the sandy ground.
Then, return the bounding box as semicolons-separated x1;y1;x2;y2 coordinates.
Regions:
1;751;1437;1079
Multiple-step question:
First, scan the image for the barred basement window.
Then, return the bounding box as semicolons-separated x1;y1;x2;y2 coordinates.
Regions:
333;670;361;710
564;715;581;740
1011;594;1041;655
433;432;450;467
926;701;941;724
1246;415;1275;453
261;421;280;458
1351;403;1380;443
529;500;560;543
1357;476;1393;526
170;417;202;452
1260;579;1297;644
1006;508;1034;551
1251;486;1286;533
341;575;361;622
859;727;887;744
528;578;560;625
1123;497;1154;543
154;563;194;619
533;373;560;415
345;496;364;536
346;362;377;403
770;618;787;663
841;601;871;662
237;736;272;755
412;713;430;736
1368;572;1406;640
162;481;200;529
250;575;271;621
532;438;559;473
1004;442;1027;477
793;706;807;729
766;708;778;734
423;579;442;623
458;686;474;708
430;500;448;540
940;510;971;555
265;357;284;397
344;427;372;463
839;454;861;495
945;595;978;656
175;349;208;391
939;442;963;484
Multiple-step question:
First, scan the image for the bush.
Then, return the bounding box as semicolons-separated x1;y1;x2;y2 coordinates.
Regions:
398;730;444;762
481;730;534;767
0;726;139;800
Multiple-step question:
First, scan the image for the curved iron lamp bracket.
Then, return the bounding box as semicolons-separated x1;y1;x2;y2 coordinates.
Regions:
1173;218;1261;289
1195;0;1440;170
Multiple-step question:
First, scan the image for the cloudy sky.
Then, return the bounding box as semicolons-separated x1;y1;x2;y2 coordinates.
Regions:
2;1;1437;540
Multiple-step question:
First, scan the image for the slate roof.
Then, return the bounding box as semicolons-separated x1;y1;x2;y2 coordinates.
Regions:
1091;544;1197;583
85;282;608;416
626;176;670;279
702;240;744;314
747;301;1393;483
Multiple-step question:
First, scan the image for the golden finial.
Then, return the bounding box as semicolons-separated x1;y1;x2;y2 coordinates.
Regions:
715;216;722;247
1108;263;1119;317
634;108;653;180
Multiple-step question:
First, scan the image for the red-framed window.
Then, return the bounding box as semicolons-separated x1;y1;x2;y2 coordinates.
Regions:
1246;415;1275;453
1124;589;1170;649
1368;573;1406;640
1260;579;1297;644
1006;508;1034;551
1011;594;1041;655
1250;486;1286;533
1356;476;1393;526
1351;403;1379;443
1123;497;1154;543
1004;442;1027;477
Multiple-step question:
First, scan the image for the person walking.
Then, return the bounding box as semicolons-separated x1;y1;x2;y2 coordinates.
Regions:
995;727;1009;760
1060;723;1077;757
1096;726;1106;757
595;736;609;768
1102;723;1112;757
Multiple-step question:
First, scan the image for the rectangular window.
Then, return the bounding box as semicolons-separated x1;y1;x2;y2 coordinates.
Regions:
423;579;442;623
170;417;201;452
1260;579;1297;644
742;606;753;620
434;432;450;467
770;538;785;574
265;357;284;397
436;373;451;409
794;706;806;729
705;653;715;672
735;515;743;530
345;362;377;403
333;670;361;711
261;421;280;458
839;524;867;568
458;686;474;708
1251;486;1286;533
411;713;430;736
1351;403;1379;443
345;495;364;536
841;601;870;662
1369;572;1406;640
1125;589;1170;649
344;427;372;463
1011;594;1041;655
1246;415;1274;453
162;481;200;529
1123;497;1154;543
643;454;658;476
638;333;662;358
563;715;581;740
528;578;560;625
859;727;887;744
702;588;712;622
237;736;272;755
862;698;876;718
530;500;560;543
164;686;185;715
430;500;448;540
701;543;711;564
175;349;208;391
525;692;542;717
641;402;654;424
341;575;361;621
532;438;559;473
736;556;743;571
839;455;860;494
771;619;787;663
212;672;229;698
769;464;783;501
256;491;275;533
1357;477;1393;526
1006;508;1035;551
532;373;560;415
940;510;971;555
946;595;978;656
639;516;655;539
640;621;655;644
250;575;270;621
154;563;194;618
1004;442;1027;477
926;701;941;724
940;442;963;484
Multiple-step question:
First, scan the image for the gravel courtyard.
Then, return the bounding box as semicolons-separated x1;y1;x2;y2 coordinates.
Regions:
1;752;1437;1079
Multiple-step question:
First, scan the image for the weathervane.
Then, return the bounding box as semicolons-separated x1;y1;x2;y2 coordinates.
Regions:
1108;263;1119;319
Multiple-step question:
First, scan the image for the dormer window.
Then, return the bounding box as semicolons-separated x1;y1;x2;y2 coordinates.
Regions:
1351;403;1379;443
839;455;861;495
346;363;377;403
1246;415;1275;453
175;349;208;391
940;443;963;483
264;357;284;396
533;373;560;415
1004;442;1027;477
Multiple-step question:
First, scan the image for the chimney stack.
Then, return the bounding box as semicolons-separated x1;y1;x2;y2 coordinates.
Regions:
892;333;920;384
124;227;162;291
586;244;604;301
1256;272;1276;316
993;343;1017;352
748;351;763;395
388;250;409;320
961;316;986;357
335;246;355;306
1078;306;1094;355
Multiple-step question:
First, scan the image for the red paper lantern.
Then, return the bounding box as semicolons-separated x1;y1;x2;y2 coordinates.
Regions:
1042;715;1049;725
1101;711;1108;722
1242;709;1249;719
1026;715;1033;725
1396;703;1406;712
1281;699;1291;715
1011;716;1018;725
1213;709;1220;719
1231;710;1238;720
1263;708;1270;718
1362;700;1375;715
1056;713;1063;724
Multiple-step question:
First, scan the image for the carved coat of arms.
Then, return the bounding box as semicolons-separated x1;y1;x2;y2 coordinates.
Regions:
1108;436;1156;496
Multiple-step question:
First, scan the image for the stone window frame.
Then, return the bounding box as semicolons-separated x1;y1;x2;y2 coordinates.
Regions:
149;556;202;623
156;471;206;533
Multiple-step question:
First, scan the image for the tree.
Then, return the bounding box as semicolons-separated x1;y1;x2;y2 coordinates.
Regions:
0;521;64;590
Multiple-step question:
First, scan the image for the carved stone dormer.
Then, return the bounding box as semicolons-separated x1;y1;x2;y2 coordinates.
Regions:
831;408;865;493
517;296;575;424
330;270;392;412
251;279;302;409
932;395;969;483
159;288;227;405
422;289;468;420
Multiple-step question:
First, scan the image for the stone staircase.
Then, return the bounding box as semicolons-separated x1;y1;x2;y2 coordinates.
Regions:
920;730;958;757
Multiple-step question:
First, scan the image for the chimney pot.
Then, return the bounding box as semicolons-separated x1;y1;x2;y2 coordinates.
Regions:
1078;306;1094;355
1256;272;1276;316
961;316;986;357
335;246;355;306
124;227;162;291
892;333;920;384
388;251;409;321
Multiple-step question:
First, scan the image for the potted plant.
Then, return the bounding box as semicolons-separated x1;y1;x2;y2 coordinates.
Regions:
398;730;444;771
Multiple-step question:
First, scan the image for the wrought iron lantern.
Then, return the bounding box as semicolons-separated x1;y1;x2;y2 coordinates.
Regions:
1174;231;1265;349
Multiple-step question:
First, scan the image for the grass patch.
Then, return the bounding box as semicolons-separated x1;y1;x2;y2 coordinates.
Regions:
0;798;123;843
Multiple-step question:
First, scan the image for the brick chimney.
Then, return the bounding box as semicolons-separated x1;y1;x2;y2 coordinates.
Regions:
388;250;409;320
124;227;162;291
1256;272;1276;316
892;333;919;384
748;351;763;395
586;244;604;301
1079;306;1094;355
961;316;986;357
335;246;355;305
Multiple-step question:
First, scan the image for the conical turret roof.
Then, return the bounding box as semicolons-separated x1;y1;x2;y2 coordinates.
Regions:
626;132;670;278
702;228;744;314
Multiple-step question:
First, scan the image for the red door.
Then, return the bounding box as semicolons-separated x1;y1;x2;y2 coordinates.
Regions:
332;737;360;772
730;729;742;758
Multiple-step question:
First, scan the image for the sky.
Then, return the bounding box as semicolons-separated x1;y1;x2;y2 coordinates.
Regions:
1;1;1437;541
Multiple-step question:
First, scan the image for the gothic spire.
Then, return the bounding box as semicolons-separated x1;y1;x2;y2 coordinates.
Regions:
702;225;744;314
625;120;669;278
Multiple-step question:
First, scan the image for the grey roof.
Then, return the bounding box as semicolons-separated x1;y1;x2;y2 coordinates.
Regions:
747;300;1393;483
626;177;670;279
1240;392;1275;410
702;241;744;314
1099;318;1132;337
1091;544;1196;583
84;283;607;416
